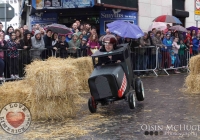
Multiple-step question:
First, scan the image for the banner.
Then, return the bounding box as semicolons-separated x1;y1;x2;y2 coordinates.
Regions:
32;0;94;9
30;13;57;28
100;9;138;35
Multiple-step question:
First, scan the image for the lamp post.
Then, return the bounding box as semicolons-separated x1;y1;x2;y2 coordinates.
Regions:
4;0;7;31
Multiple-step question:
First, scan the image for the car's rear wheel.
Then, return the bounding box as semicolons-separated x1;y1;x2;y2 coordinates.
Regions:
88;96;97;113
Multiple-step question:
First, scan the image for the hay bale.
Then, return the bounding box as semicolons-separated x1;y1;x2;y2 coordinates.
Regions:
65;57;93;92
0;80;32;109
25;58;80;99
188;54;200;75
185;74;200;93
30;95;79;120
0;57;91;120
184;55;200;93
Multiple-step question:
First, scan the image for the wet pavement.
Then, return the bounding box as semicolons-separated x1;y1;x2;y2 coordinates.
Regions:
1;73;200;140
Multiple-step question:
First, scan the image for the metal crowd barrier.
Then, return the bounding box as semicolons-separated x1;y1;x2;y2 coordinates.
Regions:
0;48;54;83
132;46;159;76
132;46;190;76
159;47;190;75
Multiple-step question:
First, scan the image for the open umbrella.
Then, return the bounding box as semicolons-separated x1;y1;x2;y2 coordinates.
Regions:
44;23;73;35
169;25;187;32
148;22;167;31
186;26;198;32
153;15;182;24
107;20;144;39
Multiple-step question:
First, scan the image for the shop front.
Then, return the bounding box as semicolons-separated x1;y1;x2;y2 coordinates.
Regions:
21;0;138;35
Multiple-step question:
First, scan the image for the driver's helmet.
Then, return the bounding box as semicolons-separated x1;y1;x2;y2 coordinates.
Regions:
102;34;118;45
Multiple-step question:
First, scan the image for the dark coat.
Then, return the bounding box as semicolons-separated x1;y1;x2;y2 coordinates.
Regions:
43;35;53;49
58;40;69;53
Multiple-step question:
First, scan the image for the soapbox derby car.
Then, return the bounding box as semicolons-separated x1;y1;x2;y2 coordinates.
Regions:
88;43;145;113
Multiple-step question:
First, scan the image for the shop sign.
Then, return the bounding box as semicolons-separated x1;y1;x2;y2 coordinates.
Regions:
100;9;138;35
30;12;57;28
32;0;94;10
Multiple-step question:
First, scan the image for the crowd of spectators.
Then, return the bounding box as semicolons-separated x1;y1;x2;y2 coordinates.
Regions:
0;21;199;81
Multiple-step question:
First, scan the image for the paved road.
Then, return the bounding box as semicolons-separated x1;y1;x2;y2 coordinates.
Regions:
1;74;200;140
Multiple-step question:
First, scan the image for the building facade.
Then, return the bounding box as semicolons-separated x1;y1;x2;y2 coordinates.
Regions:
20;0;198;34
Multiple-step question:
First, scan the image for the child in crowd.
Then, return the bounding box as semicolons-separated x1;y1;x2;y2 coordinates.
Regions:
172;37;180;74
170;50;176;68
79;38;88;57
178;40;187;67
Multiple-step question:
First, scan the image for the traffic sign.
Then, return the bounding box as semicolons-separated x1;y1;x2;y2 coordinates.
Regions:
195;10;200;15
0;3;15;22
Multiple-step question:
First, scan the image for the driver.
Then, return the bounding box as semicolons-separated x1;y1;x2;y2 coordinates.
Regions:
97;34;124;65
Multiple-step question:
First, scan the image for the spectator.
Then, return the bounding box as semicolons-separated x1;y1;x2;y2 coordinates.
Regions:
6;32;21;79
19;31;32;76
116;35;123;44
31;30;45;60
0;22;4;33
68;34;80;58
162;34;172;68
179;40;187;67
15;29;23;41
82;29;88;39
125;38;139;70
184;34;193;56
87;34;100;56
39;27;45;37
43;29;57;58
79;24;84;32
72;23;78;33
192;34;199;56
152;31;166;69
23;25;29;35
172;37;181;73
136;32;150;75
152;28;157;37
35;24;40;30
78;33;83;42
0;32;7;81
191;29;197;39
5;26;14;41
19;31;32;63
66;34;72;43
75;20;81;29
105;29;111;35
79;37;88;57
52;32;59;48
58;35;69;58
19;27;24;38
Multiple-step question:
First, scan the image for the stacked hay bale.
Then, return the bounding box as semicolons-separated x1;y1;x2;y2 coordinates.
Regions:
66;57;93;92
0;57;93;120
185;55;200;93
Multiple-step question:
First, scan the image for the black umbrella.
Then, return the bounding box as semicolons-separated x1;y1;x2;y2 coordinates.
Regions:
44;23;73;35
